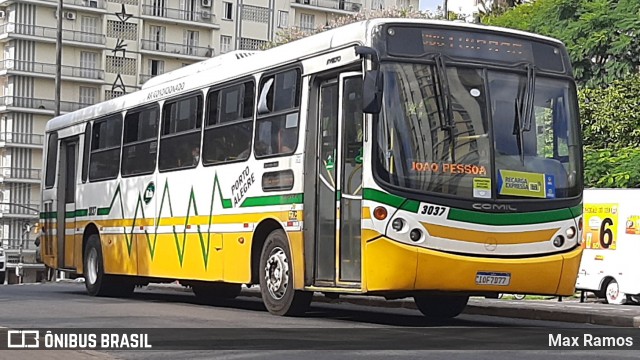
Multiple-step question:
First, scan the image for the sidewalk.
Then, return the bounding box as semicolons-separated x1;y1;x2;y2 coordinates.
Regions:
147;283;640;327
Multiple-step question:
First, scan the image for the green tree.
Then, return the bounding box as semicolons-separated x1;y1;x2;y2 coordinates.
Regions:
580;74;640;187
483;0;640;86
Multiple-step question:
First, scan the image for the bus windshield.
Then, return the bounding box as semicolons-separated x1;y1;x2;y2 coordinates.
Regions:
374;62;581;200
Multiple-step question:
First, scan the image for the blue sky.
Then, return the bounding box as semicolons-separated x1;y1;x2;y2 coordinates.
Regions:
420;0;442;11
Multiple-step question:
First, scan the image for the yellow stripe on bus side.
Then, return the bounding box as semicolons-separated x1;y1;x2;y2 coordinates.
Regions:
421;223;559;245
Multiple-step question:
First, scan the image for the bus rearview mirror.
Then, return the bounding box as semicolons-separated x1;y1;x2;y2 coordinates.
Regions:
362;70;383;114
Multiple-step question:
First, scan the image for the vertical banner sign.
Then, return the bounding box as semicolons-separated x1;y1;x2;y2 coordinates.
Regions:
583;203;618;250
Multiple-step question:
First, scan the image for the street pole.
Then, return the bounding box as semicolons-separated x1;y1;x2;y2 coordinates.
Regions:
443;0;448;19
55;0;63;116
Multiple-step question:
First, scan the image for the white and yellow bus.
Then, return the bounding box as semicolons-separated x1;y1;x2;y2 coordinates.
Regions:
40;19;583;318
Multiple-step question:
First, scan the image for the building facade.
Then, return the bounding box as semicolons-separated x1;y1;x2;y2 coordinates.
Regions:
0;0;418;283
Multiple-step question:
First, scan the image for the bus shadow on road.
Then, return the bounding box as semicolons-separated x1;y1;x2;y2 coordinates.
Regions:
126;288;500;327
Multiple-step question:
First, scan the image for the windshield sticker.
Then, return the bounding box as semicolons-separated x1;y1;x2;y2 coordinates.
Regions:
473;178;491;199
497;170;556;199
411;162;487;175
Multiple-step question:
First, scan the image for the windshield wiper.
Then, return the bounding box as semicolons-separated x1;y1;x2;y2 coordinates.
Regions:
433;54;456;162
513;63;536;164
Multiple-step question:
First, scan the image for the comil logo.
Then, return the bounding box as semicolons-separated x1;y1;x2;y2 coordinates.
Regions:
7;330;39;348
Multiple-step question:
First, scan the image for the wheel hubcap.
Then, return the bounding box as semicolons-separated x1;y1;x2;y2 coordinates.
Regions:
86;248;98;285
607;282;619;301
265;247;289;300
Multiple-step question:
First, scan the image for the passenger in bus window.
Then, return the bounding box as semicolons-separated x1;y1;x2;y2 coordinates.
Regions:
191;146;200;165
278;126;296;153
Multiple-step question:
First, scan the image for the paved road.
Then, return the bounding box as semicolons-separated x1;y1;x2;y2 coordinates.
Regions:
0;282;636;360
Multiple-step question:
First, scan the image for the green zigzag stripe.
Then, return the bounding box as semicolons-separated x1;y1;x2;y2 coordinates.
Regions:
37;174;304;268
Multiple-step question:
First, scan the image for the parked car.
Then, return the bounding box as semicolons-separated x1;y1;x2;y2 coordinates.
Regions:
0;246;6;284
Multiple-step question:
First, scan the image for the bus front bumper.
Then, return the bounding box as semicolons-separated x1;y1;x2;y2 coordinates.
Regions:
364;237;582;296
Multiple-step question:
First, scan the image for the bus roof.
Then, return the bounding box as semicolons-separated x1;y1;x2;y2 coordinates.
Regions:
45;18;563;133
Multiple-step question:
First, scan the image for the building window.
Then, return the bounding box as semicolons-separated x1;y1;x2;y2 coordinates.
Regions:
300;13;315;31
79;86;97;105
371;0;384;9
184;30;200;55
220;35;232;53
396;0;409;8
223;2;233;20
80;51;99;78
149;59;164;75
278;11;288;28
151;0;166;16
149;25;166;51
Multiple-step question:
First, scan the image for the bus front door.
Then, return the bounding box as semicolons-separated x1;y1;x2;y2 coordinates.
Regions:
56;139;78;269
314;73;363;287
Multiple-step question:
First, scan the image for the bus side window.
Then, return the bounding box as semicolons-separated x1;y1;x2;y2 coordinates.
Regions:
203;80;254;165
254;68;301;157
158;93;203;171
89;114;122;182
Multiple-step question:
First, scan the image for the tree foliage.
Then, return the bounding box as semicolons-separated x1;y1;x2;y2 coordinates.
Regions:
261;7;433;50
580;74;640;150
483;0;640;87
580;74;640;188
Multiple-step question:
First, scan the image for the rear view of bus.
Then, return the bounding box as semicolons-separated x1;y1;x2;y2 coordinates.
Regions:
356;22;583;317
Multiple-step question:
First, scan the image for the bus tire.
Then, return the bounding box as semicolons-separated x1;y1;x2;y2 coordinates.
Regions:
192;282;242;302
0;270;4;284
605;278;627;305
259;229;311;316
414;295;469;319
84;234;134;298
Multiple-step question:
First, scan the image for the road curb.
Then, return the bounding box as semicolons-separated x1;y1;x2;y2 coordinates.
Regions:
146;284;639;327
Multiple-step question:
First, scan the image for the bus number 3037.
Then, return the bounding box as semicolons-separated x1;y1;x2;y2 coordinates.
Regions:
421;205;446;216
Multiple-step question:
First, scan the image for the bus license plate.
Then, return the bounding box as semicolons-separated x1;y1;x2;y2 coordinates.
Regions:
475;271;511;286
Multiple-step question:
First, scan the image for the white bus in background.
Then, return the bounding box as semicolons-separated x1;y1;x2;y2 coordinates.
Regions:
577;189;640;304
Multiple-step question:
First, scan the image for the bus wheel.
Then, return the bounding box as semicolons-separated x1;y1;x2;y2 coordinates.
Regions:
605;278;627;305
259;229;311;316
84;234;134;298
414;295;469;319
0;270;4;284
192;282;242;302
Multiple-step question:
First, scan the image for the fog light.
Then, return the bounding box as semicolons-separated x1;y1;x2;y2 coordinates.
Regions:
553;235;565;247
392;218;404;231
373;207;388;220
410;228;422;242
566;226;576;239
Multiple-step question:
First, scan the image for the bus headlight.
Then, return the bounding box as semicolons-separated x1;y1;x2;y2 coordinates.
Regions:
566;226;576;239
391;218;404;232
410;228;422;242
552;235;565;248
